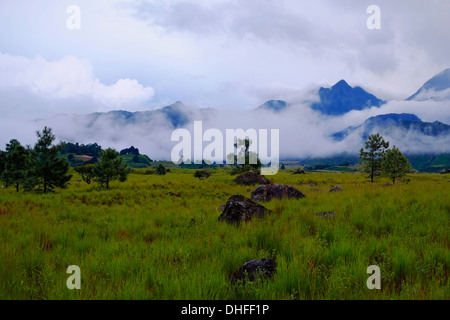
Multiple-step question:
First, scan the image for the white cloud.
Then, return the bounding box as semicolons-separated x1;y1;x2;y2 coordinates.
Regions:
0;53;155;113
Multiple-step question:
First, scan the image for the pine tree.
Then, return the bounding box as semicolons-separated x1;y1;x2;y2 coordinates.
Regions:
27;127;72;193
359;133;389;182
0;150;6;187
2;139;32;192
382;146;411;184
74;164;95;184
227;139;262;174
93;148;130;189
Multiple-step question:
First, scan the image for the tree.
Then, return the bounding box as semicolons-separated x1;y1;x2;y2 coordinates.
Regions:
382;146;411;184
27;127;72;193
74;164;95;184
194;169;211;180
155;164;167;175
227;139;261;175
2;139;32;192
359;133;389;182
0;150;6;186
93;148;130;189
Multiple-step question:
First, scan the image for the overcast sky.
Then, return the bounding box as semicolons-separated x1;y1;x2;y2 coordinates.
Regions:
1;0;449;111
0;0;449;158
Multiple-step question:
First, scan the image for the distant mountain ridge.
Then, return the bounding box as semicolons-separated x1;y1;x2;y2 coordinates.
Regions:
85;101;191;129
332;113;450;141
407;68;450;101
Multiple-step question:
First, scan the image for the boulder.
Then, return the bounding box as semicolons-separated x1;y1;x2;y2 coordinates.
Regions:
293;168;306;174
440;168;450;174
329;185;343;192
316;212;336;218
231;258;277;283
251;184;306;202
234;170;270;186
218;195;272;225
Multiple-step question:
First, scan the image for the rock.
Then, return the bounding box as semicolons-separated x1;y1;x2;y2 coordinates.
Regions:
440;168;450;174
218;195;272;225
234;170;270;185
231;258;277;283
251;184;306;202
316;212;336;218
329;185;343;192
293;168;306;174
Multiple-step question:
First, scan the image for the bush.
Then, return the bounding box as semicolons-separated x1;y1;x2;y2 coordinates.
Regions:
194;169;211;180
155;164;167;175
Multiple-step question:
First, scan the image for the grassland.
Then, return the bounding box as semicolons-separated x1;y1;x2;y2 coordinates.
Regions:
0;169;448;300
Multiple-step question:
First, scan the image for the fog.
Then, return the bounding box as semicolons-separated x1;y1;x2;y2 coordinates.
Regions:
3;94;446;162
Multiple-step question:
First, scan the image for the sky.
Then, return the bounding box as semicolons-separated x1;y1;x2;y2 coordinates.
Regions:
0;0;449;159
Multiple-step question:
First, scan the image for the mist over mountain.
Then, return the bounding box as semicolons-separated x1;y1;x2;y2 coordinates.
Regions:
331;113;450;141
331;113;450;155
407;68;450;101
85;101;193;129
257;100;289;113
10;69;449;169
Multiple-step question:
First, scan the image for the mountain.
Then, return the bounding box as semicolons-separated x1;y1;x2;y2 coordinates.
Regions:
407;68;450;101
257;100;289;113
85;101;191;129
311;80;385;116
332;113;450;141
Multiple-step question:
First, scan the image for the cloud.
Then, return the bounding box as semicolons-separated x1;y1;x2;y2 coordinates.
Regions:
0;53;155;114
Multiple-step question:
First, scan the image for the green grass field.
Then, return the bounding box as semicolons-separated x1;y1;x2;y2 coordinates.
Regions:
0;169;448;300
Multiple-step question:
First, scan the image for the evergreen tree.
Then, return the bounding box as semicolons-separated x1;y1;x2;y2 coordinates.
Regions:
359;133;389;182
27;127;72;193
382;146;411;184
2;139;32;192
74;164;95;184
0;150;5;186
93;148;130;189
227;139;262;174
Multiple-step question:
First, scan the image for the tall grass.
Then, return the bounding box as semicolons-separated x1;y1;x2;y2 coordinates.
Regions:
0;169;448;299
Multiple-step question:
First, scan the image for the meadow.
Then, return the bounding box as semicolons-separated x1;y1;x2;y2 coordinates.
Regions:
0;169;448;300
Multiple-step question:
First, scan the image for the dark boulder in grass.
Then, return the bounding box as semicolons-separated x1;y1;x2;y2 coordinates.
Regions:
329;185;343;192
218;195;272;225
441;168;450;174
231;258;277;283
292;168;306;174
234;170;270;186
316;212;336;218
251;184;306;202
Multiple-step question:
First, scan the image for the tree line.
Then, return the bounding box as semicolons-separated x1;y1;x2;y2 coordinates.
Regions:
0;127;411;193
0;127;130;192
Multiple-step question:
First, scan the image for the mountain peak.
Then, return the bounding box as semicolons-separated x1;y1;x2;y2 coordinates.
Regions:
312;80;384;116
165;101;185;109
332;79;351;89
407;68;450;101
258;100;289;113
